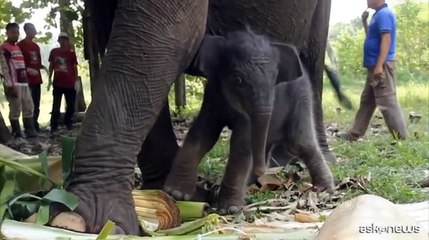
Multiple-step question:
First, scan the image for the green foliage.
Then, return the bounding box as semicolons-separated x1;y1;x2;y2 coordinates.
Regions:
169;75;206;118
395;0;429;76
0;0;30;31
330;1;429;82
0;137;79;224
331;26;366;77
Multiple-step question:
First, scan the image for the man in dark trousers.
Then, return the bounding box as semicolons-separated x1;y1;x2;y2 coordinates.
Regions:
18;23;47;132
48;32;78;133
0;23;37;138
338;0;407;141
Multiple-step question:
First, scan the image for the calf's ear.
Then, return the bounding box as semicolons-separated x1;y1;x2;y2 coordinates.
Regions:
184;35;225;78
271;42;304;84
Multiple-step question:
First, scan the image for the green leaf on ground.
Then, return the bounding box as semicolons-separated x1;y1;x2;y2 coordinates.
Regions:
35;202;50;225
96;220;116;240
0;180;15;221
43;188;79;210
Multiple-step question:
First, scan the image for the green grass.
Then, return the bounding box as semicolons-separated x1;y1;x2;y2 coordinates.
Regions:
322;74;429;203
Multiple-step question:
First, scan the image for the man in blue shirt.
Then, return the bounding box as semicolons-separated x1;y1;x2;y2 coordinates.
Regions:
339;0;407;141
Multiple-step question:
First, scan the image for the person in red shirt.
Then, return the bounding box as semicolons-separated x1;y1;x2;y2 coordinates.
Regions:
18;23;47;132
0;23;37;138
48;32;78;133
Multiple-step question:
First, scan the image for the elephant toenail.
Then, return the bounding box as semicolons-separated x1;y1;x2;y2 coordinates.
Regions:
184;194;192;201
172;190;183;200
228;206;239;213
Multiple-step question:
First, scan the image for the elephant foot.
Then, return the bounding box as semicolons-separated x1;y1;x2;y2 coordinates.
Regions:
311;172;335;194
216;187;246;215
322;149;337;164
58;186;141;235
163;173;197;201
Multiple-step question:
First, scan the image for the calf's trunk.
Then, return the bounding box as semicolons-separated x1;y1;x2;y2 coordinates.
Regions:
251;112;272;177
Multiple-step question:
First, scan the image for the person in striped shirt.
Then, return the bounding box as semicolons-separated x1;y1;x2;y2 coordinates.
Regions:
0;23;37;138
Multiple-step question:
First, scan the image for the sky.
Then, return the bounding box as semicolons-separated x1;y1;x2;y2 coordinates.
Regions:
9;0;411;38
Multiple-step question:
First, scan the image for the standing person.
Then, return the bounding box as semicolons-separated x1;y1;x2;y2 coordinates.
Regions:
48;32;78;133
17;23;46;132
338;0;407;141
0;23;37;138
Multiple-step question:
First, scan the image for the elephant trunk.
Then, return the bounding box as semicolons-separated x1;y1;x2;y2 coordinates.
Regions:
251;110;272;178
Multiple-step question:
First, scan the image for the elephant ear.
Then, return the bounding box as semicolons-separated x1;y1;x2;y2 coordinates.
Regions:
271;42;304;84
185;35;225;78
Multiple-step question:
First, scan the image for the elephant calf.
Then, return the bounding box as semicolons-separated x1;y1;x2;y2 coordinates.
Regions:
163;29;334;213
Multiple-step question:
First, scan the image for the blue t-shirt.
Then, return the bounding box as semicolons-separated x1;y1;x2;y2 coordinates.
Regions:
363;4;396;67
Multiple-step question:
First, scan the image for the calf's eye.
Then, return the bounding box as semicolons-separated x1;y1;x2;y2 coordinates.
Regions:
233;75;243;85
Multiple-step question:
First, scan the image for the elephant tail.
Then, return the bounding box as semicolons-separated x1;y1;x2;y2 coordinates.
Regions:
324;64;353;110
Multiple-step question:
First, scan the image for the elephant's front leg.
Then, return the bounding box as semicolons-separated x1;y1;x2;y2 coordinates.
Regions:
217;120;252;214
163;108;224;201
50;0;209;235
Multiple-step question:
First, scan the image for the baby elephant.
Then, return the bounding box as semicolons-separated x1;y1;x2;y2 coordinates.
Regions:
163;29;334;214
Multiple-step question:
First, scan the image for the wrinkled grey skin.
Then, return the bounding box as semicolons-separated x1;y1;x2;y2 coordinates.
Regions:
54;0;209;235
163;30;334;214
141;1;338;192
53;0;336;235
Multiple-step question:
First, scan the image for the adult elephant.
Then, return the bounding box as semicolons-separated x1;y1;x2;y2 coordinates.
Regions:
138;0;336;191
52;0;333;235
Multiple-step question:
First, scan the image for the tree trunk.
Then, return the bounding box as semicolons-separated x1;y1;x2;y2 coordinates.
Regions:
75;76;87;112
59;0;76;46
83;1;101;97
0;111;11;144
174;74;186;109
64;0;208;234
59;0;87;108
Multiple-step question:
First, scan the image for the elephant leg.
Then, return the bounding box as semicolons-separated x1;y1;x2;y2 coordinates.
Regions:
288;140;334;193
52;0;209;234
137;99;178;189
217;121;251;214
300;0;337;164
286;110;334;193
163;106;224;201
269;143;300;167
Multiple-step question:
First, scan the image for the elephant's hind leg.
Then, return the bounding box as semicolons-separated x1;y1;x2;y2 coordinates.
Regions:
138;101;179;189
